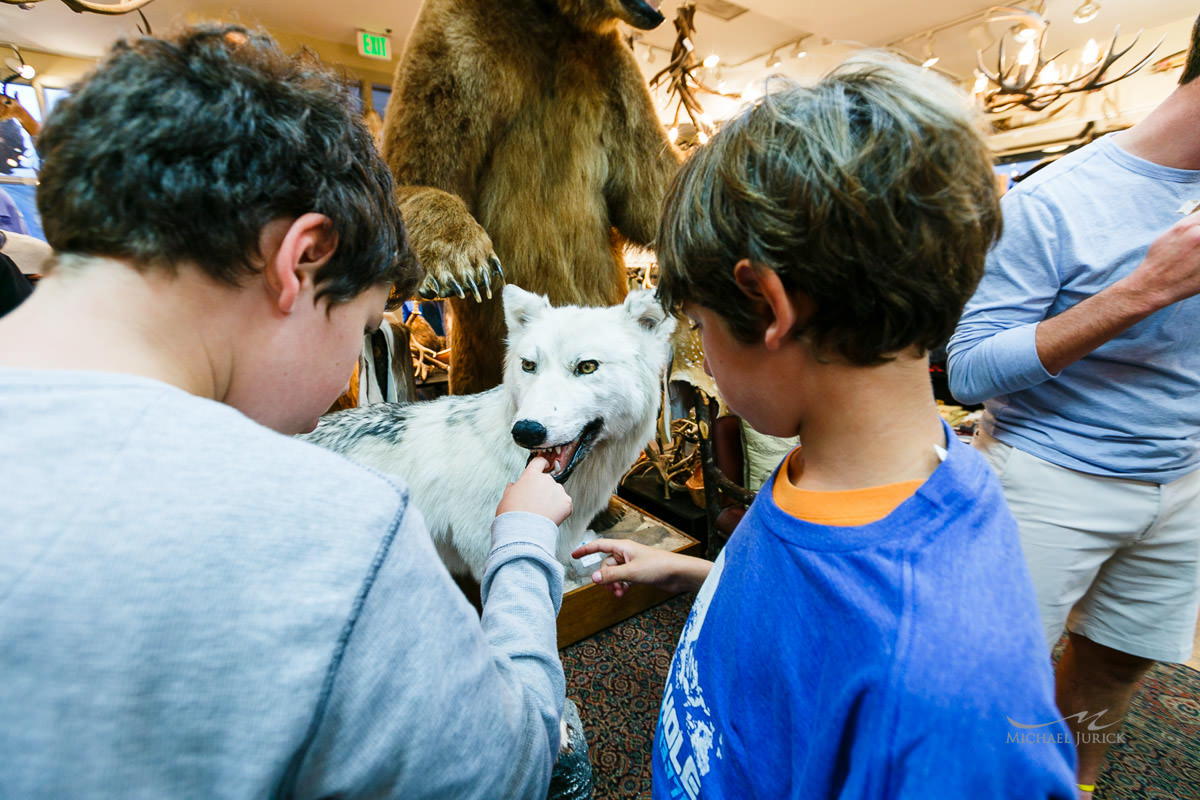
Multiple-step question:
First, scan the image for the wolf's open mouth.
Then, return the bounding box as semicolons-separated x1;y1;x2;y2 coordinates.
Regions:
525;418;603;484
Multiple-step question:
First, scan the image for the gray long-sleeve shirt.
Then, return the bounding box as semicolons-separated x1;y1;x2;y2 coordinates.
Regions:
0;368;564;799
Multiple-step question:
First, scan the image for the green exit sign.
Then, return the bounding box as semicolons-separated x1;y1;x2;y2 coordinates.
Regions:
356;30;391;60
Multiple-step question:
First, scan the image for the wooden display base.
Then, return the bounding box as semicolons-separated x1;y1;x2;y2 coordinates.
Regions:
557;496;702;649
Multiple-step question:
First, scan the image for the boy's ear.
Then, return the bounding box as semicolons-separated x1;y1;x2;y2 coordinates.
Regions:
732;259;810;350
264;213;339;314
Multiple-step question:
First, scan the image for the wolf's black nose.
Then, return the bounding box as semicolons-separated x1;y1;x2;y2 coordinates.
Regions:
511;419;548;448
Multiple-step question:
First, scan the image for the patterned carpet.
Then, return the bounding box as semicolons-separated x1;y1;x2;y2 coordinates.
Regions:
561;593;1200;800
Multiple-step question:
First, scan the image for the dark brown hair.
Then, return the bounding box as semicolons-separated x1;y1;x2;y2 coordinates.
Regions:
37;24;419;306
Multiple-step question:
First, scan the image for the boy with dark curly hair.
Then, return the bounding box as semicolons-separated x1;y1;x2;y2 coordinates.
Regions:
0;25;572;798
576;55;1077;798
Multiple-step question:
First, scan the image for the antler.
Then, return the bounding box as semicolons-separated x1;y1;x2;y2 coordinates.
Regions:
647;4;735;142
1;0;155;14
978;19;1162;114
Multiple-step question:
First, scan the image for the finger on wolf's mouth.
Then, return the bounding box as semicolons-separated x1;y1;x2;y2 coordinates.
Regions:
526;453;554;473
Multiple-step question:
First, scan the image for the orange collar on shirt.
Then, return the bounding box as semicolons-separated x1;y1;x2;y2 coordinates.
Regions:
772;448;923;526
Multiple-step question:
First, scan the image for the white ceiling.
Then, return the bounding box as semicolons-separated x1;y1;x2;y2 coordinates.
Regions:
1;0;1196;83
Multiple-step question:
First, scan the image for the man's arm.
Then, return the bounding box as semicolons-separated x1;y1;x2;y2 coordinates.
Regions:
947;192;1063;405
1033;211;1200;374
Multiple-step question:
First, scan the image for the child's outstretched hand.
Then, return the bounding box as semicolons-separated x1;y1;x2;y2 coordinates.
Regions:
496;456;573;525
570;539;712;598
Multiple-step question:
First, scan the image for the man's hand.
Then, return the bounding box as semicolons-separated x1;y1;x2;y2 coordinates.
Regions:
1036;212;1200;375
1120;210;1200;311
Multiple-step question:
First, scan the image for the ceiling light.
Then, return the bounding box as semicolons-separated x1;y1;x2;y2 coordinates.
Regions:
978;4;1159;114
1018;39;1037;67
1014;25;1039;43
1042;143;1070;153
703;53;720;69
921;36;939;69
1073;1;1100;24
766;50;781;69
2;42;34;84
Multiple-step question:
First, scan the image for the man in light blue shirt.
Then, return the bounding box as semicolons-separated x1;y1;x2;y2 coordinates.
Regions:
948;15;1200;797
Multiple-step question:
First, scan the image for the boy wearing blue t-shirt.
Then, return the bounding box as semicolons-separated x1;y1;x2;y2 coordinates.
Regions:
575;55;1077;799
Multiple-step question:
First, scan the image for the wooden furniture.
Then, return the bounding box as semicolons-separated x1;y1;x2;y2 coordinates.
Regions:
557;496;701;648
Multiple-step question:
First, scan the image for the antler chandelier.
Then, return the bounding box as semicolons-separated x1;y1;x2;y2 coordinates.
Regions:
1;0;154;15
648;3;734;145
977;4;1162;113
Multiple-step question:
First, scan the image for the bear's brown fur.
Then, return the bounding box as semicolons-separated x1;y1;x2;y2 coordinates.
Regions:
382;0;681;394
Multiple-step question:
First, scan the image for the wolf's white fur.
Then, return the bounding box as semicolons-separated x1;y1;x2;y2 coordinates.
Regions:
303;285;675;580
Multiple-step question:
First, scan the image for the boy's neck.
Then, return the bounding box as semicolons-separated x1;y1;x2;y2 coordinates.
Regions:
0;255;240;400
785;354;945;492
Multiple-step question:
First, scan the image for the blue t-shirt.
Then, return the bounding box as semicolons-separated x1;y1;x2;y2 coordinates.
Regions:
652;427;1076;799
948;135;1200;482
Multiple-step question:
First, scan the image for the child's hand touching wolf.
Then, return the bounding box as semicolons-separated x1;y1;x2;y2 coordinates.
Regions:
496;456;573;525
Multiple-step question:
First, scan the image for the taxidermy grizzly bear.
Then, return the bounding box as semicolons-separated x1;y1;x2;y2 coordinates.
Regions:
382;0;681;394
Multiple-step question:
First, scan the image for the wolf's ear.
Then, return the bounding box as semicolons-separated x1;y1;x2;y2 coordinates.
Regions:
624;290;675;336
503;284;551;332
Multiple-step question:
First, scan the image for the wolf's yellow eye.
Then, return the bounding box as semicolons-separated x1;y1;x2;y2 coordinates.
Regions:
521;359;536;373
576;360;598;375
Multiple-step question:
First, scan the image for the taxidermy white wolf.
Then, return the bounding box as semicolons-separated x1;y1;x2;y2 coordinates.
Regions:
302;284;676;581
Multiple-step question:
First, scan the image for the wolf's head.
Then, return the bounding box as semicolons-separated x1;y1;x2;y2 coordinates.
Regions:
502;284;675;484
553;0;665;32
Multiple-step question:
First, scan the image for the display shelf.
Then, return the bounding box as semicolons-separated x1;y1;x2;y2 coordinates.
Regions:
616;474;710;550
557;495;701;648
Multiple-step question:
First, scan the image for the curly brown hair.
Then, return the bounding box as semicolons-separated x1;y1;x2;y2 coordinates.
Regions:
37;24;419;307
